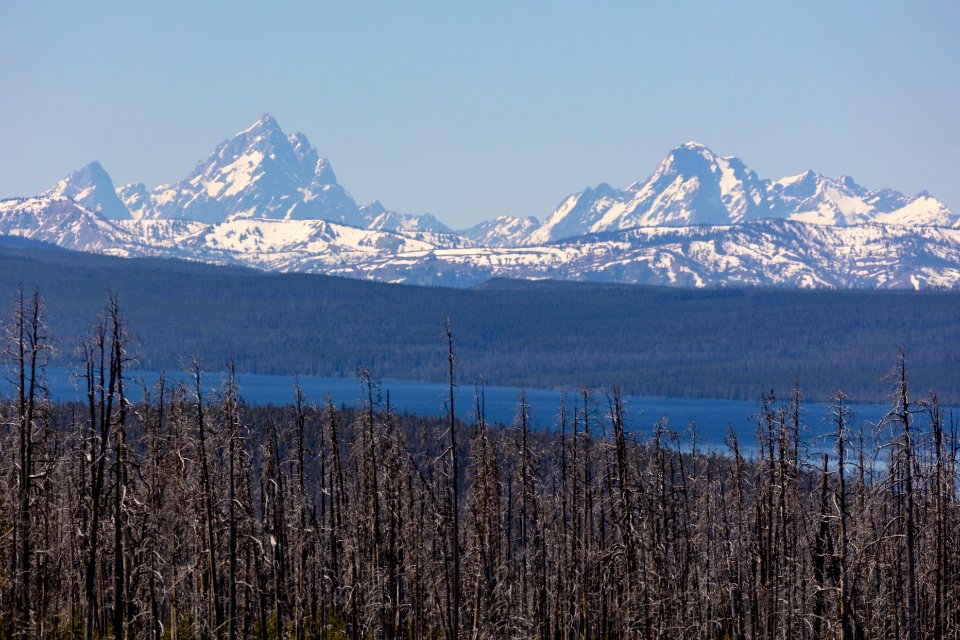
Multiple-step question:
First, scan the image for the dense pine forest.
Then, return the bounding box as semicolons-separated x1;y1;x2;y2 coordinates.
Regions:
3;237;960;404
3;288;960;639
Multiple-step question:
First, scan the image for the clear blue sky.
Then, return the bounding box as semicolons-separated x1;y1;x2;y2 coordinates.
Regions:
2;1;958;226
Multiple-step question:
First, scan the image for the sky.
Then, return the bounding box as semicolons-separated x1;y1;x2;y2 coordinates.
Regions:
1;1;958;227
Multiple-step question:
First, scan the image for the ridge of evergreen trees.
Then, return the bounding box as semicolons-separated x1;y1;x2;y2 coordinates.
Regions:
2;238;959;404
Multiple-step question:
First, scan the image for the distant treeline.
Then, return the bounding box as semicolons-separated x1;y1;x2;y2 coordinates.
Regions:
1;238;959;404
2;288;960;638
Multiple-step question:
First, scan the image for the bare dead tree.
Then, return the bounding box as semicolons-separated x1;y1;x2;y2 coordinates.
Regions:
1;292;960;640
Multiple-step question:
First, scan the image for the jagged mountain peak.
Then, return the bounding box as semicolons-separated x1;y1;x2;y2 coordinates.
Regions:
238;112;282;136
185;115;327;191
27;117;958;253
139;114;364;225
532;144;958;243
50;160;111;189
43;160;131;220
73;160;111;181
10;107;960;292
203;114;307;175
530;142;768;243
257;112;279;127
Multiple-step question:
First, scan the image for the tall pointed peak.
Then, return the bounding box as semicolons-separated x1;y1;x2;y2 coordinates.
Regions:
205;113;299;171
236;113;284;137
42;160;131;219
255;112;280;130
51;160;116;190
72;160;115;184
79;159;107;173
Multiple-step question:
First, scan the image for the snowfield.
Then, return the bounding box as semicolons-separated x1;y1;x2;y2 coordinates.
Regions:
3;196;960;289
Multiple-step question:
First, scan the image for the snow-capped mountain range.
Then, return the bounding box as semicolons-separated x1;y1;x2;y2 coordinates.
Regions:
3;114;960;289
528;142;957;243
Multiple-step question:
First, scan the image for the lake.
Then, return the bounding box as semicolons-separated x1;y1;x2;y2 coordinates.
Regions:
2;366;905;449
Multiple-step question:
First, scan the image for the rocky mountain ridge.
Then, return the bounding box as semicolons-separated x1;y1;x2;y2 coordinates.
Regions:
4;114;959;289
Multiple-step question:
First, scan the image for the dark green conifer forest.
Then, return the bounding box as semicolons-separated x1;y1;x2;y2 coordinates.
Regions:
1;237;958;404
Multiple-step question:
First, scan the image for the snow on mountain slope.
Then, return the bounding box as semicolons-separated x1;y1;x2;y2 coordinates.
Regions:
114;215;473;269
763;172;948;226
141;114;363;226
0;197;135;252
360;200;454;234
11;117;960;289
116;182;156;220
3;196;960;289
113;218;211;248
34;117;958;248
42;161;131;220
531;143;958;243
197;217;430;255
43;115;461;233
529;143;770;243
871;193;957;227
527;183;625;245
354;220;960;289
460;215;540;246
618;143;770;227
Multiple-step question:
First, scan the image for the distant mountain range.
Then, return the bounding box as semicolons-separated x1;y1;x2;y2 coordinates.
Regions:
4;113;960;288
527;142;956;243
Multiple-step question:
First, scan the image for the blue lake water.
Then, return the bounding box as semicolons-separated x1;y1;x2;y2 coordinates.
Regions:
4;366;902;449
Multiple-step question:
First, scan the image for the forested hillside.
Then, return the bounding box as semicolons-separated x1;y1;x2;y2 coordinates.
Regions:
1;237;959;403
